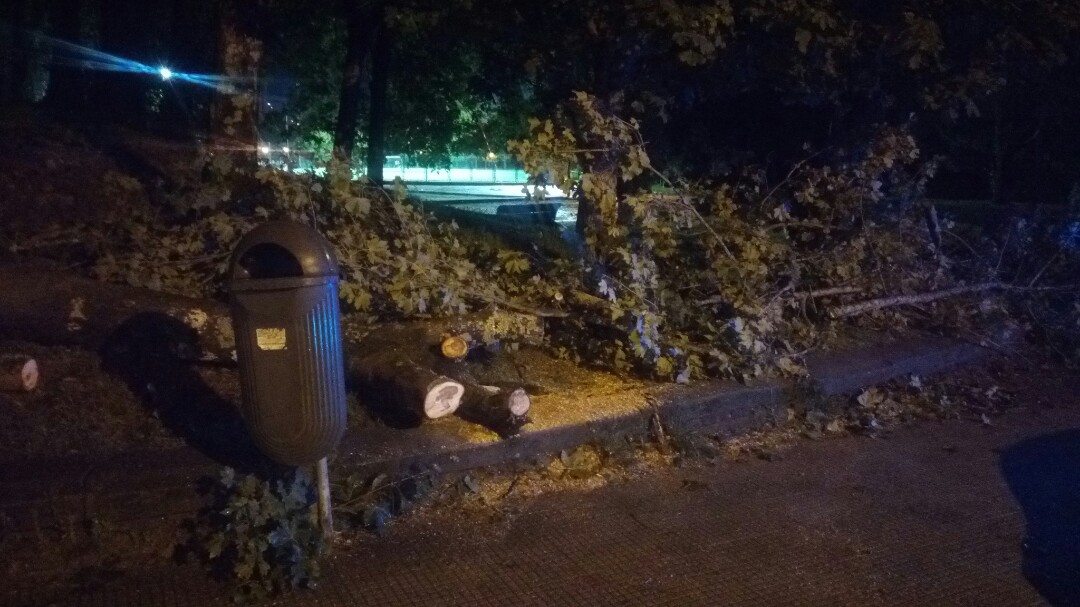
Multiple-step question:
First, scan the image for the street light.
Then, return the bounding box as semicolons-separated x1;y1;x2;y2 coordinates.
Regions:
158;67;173;81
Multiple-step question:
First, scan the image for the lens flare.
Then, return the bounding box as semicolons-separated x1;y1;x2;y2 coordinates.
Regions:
24;33;248;93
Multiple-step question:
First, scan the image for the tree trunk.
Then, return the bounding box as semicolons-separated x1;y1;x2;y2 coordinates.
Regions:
212;0;262;163
18;0;50;104
575;164;612;237
365;9;391;185
95;0;142;123
332;4;378;161
0;0;25;105
0;29;9;106
44;0;87;117
569;98;622;240
991;97;1004;205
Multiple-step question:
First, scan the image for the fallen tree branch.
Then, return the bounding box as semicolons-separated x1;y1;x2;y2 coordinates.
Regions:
805;286;864;298
1027;251;1062;289
701;286;863;306
832;282;1080;318
463;289;569;319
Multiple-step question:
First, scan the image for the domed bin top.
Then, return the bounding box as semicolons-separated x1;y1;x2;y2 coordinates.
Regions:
229;221;339;291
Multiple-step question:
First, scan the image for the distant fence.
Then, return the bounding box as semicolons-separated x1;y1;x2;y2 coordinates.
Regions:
382;166;530;183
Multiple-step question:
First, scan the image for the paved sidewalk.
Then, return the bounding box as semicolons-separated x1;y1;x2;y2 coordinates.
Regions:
31;368;1080;607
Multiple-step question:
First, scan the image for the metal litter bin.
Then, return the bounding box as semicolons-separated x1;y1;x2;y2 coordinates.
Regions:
228;221;346;465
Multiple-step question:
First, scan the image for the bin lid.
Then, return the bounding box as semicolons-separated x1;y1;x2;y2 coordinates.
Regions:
230;221;339;281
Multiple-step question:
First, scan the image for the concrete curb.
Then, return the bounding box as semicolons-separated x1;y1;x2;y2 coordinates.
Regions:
805;334;1008;396
0;332;1008;529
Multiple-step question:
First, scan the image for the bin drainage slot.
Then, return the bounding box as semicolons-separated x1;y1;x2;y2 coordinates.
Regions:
237;243;305;279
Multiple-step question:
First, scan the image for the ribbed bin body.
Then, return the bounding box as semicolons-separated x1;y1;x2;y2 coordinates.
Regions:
231;278;346;465
227;220;346;466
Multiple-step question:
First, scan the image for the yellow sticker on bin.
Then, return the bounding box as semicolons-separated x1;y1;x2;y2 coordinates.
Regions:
256;328;287;351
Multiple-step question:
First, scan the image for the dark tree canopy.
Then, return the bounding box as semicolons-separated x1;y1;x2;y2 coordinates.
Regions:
4;0;1080;199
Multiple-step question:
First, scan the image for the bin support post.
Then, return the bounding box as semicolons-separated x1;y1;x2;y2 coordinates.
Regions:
315;457;333;540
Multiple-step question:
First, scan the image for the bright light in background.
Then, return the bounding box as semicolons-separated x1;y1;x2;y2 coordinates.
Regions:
32;34;249;94
259;145;271;154
281;146;291;154
486;151;497;161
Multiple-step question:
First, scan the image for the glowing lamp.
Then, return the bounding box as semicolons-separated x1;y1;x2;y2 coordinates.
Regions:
281;146;291;154
259;145;271;154
486;151;497;161
158;67;173;81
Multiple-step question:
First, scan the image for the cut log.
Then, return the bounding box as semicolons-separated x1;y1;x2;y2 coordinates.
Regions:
425;357;533;435
347;351;464;421
345;309;542;424
0;355;39;392
455;382;532;438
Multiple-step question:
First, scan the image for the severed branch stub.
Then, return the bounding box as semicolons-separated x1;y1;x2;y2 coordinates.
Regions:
440;335;470;360
0;355;39;392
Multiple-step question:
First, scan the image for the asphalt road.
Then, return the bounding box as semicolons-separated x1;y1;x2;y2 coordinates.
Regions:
30;367;1080;607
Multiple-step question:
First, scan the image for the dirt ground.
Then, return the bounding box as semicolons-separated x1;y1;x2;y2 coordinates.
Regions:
0;340;187;458
0;337;631;461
